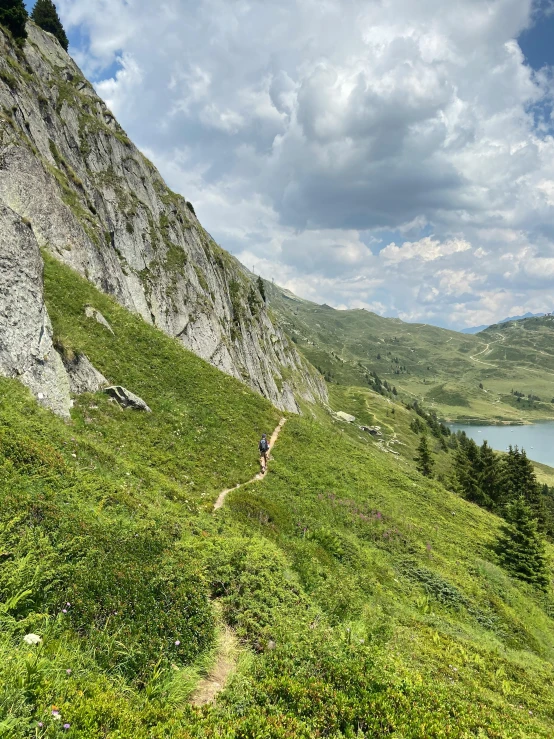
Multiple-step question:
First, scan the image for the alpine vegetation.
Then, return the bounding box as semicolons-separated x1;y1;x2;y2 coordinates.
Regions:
0;17;553;739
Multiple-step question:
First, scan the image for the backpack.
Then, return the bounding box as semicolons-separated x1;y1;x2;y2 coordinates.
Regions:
260;438;269;453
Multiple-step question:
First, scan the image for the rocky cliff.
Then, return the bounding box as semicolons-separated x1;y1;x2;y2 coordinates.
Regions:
0;22;327;414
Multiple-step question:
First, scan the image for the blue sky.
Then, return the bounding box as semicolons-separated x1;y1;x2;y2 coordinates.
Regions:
519;2;554;70
33;0;554;329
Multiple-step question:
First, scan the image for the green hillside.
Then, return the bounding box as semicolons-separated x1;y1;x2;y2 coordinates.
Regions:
267;284;554;423
2;258;554;737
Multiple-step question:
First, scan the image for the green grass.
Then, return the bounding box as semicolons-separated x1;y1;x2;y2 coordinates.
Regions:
1;256;554;736
43;254;280;498
266;283;554;423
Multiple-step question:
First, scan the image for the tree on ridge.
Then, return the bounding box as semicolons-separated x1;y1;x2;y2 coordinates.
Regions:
0;0;28;44
31;0;68;51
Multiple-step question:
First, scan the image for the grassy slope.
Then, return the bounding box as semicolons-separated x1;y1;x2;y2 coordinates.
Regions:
267;284;554;423
43;253;281;499
1;257;554;737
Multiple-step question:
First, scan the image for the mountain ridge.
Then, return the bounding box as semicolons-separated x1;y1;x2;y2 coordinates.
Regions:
0;21;326;414
461;311;547;334
266;280;554;423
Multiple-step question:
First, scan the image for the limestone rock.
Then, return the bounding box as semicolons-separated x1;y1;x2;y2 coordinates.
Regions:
335;411;356;423
105;386;152;412
84;306;114;334
0;204;71;416
0;22;327;414
64;354;108;395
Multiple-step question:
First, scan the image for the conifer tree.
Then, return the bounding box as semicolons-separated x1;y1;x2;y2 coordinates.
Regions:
257;275;266;303
31;0;68;50
496;497;549;590
453;437;483;505
477;441;500;510
415;435;434;477
500;446;544;522
0;0;28;43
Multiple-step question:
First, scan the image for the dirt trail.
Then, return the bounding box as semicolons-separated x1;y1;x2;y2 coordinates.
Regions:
469;333;505;367
190;624;238;706
213;417;287;511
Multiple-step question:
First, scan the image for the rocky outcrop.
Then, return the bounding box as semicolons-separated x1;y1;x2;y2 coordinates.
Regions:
84;306;114;335
0;203;71;416
0;23;327;413
64;353;108;395
105;386;152;412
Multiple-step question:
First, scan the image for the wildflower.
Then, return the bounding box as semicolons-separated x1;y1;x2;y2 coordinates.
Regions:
66;669;72;675
37;722;44;728
63;724;71;730
62;609;67;614
66;602;71;607
52;710;61;720
175;640;180;646
23;633;42;645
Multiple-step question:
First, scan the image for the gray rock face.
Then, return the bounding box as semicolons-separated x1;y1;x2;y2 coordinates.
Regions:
0;23;327;413
105;386;152;412
64;353;108;395
0;204;71;416
84;306;114;334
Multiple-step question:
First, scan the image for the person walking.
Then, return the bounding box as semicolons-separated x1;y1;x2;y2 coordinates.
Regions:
259;433;269;472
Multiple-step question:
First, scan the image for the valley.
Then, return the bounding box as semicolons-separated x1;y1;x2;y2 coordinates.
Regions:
267;283;554;423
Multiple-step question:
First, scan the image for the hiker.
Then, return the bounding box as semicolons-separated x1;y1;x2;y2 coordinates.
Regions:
259;433;269;471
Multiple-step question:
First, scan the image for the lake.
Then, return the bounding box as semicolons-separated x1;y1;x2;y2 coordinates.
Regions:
448;422;554;468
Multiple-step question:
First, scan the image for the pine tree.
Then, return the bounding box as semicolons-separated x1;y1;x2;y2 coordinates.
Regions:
0;0;28;43
477;441;500;510
31;0;68;50
453;437;482;505
415;435;434;477
500;446;544;523
496;497;549;590
257;275;266;303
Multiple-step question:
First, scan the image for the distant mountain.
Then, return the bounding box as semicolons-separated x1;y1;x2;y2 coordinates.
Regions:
460;312;545;334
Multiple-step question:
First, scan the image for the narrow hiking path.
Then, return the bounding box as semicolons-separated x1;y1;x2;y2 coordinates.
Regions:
213;417;287;511
190;623;238;706
469;333;505;367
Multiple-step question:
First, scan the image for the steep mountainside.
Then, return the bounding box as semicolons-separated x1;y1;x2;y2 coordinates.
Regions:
2;257;554;737
0;22;326;414
267;282;554;422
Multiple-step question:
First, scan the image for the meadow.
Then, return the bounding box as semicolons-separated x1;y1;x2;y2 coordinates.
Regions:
1;257;554;737
267;283;554;423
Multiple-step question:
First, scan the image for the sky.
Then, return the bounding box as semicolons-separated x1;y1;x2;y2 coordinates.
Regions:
34;0;554;329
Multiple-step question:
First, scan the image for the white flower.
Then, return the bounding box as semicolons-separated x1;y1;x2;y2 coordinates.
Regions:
23;634;42;645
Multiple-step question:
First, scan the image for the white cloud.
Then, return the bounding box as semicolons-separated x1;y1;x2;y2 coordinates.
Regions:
380;236;472;264
57;0;554;328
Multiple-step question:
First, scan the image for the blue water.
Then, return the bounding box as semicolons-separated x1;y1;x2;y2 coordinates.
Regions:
449;423;554;468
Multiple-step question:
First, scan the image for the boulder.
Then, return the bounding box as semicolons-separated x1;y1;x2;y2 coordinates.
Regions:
335;411;356;423
84;306;114;335
104;386;151;412
360;425;382;436
64;354;108;395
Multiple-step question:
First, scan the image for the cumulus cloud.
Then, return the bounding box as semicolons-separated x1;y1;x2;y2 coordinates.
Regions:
57;0;554;328
381;237;472;264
